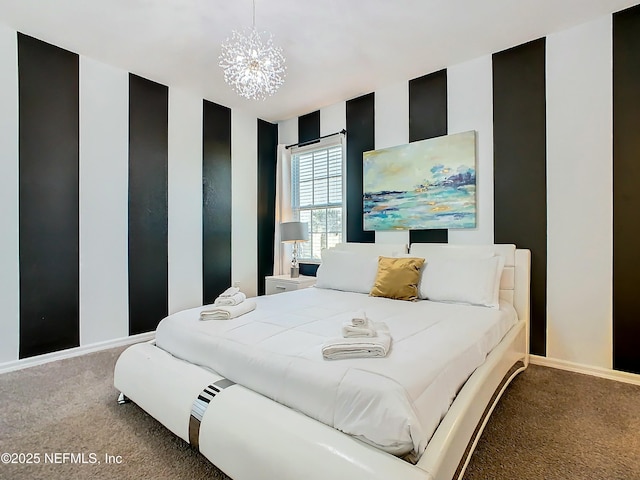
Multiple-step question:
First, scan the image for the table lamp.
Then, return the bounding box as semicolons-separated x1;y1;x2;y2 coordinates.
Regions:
280;221;309;278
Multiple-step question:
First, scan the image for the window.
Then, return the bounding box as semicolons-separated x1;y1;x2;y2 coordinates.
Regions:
291;138;344;261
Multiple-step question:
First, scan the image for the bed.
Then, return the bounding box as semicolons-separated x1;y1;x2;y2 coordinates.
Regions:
114;243;530;480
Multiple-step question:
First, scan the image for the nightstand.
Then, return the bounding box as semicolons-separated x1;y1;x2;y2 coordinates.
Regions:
265;274;316;295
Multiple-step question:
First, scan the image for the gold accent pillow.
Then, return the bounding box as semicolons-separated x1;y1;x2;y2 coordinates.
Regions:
370;256;425;301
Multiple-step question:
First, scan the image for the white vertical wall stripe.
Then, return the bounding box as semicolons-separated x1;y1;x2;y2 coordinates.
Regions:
0;27;19;363
546;16;613;369
374;82;408;150
447;55;495;245
278;117;298;145
231;109;258;297
374;82;410;246
168;88;203;313
320;101;346;137
79;57;129;346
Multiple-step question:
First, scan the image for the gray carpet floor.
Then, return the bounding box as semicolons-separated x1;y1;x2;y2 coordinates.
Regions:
0;345;639;480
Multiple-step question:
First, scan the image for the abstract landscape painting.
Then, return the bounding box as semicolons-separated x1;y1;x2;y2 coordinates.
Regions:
363;130;476;231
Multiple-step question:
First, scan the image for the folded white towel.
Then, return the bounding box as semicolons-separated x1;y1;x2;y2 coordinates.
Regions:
214;291;246;306
200;299;256;320
323;323;391;360
351;310;368;327
341;310;375;337
219;286;240;297
341;322;377;338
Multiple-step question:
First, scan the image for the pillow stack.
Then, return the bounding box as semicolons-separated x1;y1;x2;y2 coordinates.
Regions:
315;247;505;308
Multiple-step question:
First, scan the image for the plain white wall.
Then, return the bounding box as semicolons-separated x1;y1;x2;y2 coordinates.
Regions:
0;25;19;363
447;55;495;245
168;88;203;313
546;16;613;368
231;109;258;297
79;57;129;345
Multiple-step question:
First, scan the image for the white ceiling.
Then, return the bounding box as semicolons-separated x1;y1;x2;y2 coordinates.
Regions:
0;0;636;122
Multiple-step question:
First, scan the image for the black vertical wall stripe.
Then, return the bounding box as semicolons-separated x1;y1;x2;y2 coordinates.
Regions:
409;70;448;141
298;110;320;143
346;93;375;243
18;34;79;358
202;100;232;304
613;5;640;375
408;70;449;244
128;74;168;335
493;38;547;356
257;119;278;295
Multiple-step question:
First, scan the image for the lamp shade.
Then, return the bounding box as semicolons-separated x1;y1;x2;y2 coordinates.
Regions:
280;221;309;243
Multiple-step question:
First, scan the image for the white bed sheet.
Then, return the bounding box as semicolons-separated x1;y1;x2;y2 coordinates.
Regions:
154;287;517;458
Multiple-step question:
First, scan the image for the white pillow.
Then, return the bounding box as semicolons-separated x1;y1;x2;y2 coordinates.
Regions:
419;255;505;308
315;249;379;294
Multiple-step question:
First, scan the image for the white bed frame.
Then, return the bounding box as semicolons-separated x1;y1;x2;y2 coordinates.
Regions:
114;244;530;480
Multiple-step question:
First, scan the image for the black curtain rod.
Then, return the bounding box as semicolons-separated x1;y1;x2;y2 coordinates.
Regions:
285;129;346;149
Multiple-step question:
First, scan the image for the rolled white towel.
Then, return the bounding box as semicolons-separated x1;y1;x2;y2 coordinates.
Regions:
351;310;368;327
341;322;377;338
214;291;246;306
219;286;240;297
200;299;256;320
323;323;391;360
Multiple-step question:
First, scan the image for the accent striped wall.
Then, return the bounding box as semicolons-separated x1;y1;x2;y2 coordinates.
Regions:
167;88;203;315
492;39;548;357
346;93;375;244
298;110;320;144
202;100;232;305
446;56;494;246
2;4;640;378
545;16;612;370
257;118;278;295
0;31;257;366
408;70;449;244
18;33;80;358
279;3;640;374
128;74;169;336
613;4;640;375
79;58;129;345
0;25;20;364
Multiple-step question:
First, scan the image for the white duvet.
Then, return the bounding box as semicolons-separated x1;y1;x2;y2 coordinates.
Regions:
155;287;517;458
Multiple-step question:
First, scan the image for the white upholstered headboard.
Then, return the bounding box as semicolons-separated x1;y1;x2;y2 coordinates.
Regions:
408;243;531;328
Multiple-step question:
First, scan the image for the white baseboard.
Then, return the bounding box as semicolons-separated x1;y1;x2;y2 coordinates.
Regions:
0;332;155;375
530;354;640;387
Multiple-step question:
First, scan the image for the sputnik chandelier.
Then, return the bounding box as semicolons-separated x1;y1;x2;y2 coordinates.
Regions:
218;0;286;100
